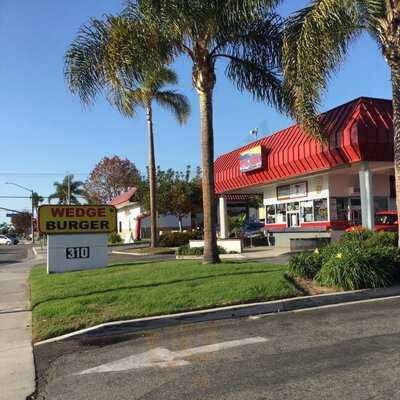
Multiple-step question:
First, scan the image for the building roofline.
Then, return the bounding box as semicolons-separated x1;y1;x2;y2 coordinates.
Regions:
215;96;392;161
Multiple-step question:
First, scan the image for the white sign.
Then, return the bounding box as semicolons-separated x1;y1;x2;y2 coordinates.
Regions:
78;336;268;374
47;233;108;274
277;181;307;200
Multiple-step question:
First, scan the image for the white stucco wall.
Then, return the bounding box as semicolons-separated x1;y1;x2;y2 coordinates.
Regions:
141;213;191;229
116;205;142;243
116;203;192;243
263;175;329;205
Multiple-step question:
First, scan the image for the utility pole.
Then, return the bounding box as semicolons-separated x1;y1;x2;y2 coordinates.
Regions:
5;182;36;245
67;173;71;205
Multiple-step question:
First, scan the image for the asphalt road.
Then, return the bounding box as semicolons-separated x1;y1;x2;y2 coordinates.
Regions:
34;296;400;400
0;244;30;266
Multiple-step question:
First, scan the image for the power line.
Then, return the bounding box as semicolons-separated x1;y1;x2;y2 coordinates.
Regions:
0;173;89;176
0;196;32;199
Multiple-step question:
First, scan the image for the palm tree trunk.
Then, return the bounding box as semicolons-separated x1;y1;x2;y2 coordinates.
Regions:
198;89;219;264
146;103;158;248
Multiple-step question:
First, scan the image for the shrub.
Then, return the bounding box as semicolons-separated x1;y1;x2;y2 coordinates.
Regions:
338;230;374;245
159;231;200;247
315;244;398;290
365;232;398;248
338;230;398;248
288;251;322;279
177;245;227;256
108;233;123;244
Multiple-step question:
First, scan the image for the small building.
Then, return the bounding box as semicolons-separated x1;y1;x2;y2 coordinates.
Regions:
214;97;395;246
110;188;191;243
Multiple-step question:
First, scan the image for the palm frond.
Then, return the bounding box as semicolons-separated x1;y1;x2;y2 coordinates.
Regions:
107;85;142;117
64;19;111;105
215;11;285;110
283;0;362;139
154;90;191;124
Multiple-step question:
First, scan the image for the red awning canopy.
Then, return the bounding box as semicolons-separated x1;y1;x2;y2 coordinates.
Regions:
215;97;393;194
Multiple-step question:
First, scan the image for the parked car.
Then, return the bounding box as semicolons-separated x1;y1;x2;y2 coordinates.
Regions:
242;222;266;238
345;211;398;233
6;234;19;245
374;211;398;232
0;235;13;245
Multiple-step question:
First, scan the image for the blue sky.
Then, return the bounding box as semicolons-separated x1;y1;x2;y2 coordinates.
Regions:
0;0;392;222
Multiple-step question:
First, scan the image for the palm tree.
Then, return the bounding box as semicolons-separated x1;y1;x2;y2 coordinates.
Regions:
282;0;400;242
49;175;84;205
111;0;286;263
109;68;190;247
65;30;190;248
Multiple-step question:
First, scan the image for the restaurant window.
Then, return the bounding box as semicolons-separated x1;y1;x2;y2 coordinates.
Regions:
287;202;299;212
374;197;388;212
277;185;290;200
301;200;314;222
266;205;276;224
314;198;328;221
276;204;287;223
336;198;348;221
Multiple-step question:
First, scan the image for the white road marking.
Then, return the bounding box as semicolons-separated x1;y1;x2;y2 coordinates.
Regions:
77;336;268;375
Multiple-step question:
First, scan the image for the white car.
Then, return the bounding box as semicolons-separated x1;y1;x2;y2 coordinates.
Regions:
0;235;12;245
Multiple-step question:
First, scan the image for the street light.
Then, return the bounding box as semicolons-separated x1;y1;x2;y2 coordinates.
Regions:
5;182;36;244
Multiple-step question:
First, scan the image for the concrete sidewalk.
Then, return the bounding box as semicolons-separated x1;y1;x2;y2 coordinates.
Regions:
0;257;42;400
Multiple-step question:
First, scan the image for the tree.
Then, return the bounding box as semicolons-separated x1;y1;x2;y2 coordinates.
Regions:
84;156;141;203
136;166;203;230
110;0;286;263
11;212;31;236
32;192;44;209
49;175;84;205
65;22;190;248
282;0;400;243
169;166;203;231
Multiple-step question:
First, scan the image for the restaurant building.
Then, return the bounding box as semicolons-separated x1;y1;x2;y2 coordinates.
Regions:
214;97;395;245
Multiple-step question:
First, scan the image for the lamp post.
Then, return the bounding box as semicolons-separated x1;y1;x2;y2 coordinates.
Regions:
5;182;36;245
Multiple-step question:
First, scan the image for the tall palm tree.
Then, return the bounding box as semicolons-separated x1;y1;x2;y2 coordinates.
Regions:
49;175;84;205
109;68;190;247
282;0;400;242
65;28;190;247
113;0;286;263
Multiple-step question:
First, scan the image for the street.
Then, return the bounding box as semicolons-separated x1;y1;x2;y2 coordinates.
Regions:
34;296;400;400
0;244;30;266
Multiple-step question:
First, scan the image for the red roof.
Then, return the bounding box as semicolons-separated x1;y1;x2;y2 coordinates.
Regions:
110;188;137;206
215;97;393;194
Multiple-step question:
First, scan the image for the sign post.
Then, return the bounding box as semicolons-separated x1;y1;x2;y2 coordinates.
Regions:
38;205;117;274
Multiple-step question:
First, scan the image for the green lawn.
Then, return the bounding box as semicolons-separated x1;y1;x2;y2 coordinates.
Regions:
124;247;176;255
30;260;299;341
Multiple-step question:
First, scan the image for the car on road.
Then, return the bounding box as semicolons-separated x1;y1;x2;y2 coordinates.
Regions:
345;211;398;233
5;234;19;245
0;235;13;245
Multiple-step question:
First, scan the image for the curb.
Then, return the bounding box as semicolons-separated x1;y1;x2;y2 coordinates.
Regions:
111;250;175;256
34;284;400;346
176;254;246;260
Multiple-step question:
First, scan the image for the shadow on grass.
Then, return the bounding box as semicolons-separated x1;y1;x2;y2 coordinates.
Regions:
32;268;285;310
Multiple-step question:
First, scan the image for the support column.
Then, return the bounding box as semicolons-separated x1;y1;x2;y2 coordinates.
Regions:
219;196;229;239
359;163;374;230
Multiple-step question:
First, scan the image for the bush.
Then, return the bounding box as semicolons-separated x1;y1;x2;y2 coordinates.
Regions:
315;244;398;290
108;233;123;244
339;230;398;248
365;232;398;248
288;251;322;279
338;230;374;245
177;245;227;256
159;231;200;247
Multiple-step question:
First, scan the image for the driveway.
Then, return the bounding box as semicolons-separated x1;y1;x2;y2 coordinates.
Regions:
34;296;400;399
